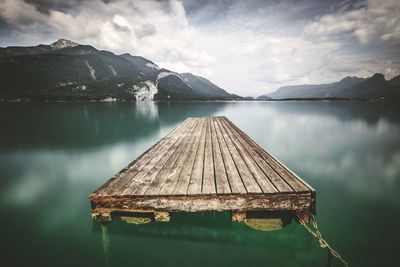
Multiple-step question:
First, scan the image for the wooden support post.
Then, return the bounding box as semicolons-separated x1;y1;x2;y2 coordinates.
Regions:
232;211;246;222
154;211;170;222
100;223;111;266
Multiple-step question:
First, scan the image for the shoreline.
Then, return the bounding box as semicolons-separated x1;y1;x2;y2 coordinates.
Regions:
0;97;398;103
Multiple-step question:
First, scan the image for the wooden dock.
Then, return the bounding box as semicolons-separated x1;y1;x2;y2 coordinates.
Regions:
90;116;315;222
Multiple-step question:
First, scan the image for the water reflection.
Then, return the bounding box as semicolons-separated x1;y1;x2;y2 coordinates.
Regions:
0;102;227;150
217;102;400;204
135;101;159;120
92;213;316;267
101;223;111;267
0;101;399;267
94;212;295;242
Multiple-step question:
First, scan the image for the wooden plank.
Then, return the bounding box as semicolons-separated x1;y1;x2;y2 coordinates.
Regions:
91;193;313;213
210;117;232;194
157;118;203;195
117;118;196;195
212;117;247;194
97;119;191;195
214;118;262;193
201;118;216;194
221;117;293;192
218;118;278;194
219;117;292;193
172;118;206;195
130;119;199;195
187;118;207;195
206;118;232;194
222;117;310;192
90;116;316;219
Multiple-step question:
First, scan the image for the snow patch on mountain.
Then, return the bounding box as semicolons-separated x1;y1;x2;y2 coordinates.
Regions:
145;62;160;70
157;71;183;81
85;60;96;80
50;39;79;49
132;81;158;101
108;65;117;76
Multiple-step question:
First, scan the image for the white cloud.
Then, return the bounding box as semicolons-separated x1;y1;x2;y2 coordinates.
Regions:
169;0;189;27
112;14;133;32
0;0;214;74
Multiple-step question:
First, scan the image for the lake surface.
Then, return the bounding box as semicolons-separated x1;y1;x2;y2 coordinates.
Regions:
1;101;399;267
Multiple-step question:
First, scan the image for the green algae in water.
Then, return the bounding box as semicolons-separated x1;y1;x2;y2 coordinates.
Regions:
244;218;284;232
120;216;152;224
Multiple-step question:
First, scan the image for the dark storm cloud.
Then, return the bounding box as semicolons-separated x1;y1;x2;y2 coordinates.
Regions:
25;0;79;13
183;0;365;26
22;0;119;15
305;0;400;55
112;21;131;33
135;23;157;38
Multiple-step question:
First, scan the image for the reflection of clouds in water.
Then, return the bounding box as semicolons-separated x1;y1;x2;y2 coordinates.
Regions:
2;143;147;204
384;153;400;183
280;117;400;186
222;103;400;203
1;101;399;229
0;117;179;229
7;171;53;204
135;101;159;120
0;151;61;204
0;140;156;229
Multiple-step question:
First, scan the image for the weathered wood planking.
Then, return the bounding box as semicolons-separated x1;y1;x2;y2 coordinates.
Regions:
90;116;316;220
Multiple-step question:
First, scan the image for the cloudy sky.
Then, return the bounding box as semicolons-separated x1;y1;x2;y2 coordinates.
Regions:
0;0;399;96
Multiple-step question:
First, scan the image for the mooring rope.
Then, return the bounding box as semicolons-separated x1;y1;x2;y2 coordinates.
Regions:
299;215;349;267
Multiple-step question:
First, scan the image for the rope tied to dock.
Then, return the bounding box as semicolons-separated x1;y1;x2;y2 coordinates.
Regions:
299;215;349;267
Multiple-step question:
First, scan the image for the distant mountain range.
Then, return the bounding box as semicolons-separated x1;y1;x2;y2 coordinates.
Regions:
1;39;399;102
0;39;240;101
258;73;400;100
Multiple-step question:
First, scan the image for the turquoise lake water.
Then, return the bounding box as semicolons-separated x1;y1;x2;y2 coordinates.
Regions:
0;101;399;267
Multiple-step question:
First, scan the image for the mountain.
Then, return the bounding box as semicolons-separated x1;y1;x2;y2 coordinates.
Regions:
0;41;145;101
264;74;400;100
0;39;240;101
256;95;271;101
336;73;400;99
119;53;160;79
0;39;82;58
50;39;79;49
155;69;204;100
180;73;240;100
267;76;366;99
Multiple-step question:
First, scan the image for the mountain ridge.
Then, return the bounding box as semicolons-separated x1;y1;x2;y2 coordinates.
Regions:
0;39;241;101
259;73;400;100
2;39;399;101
